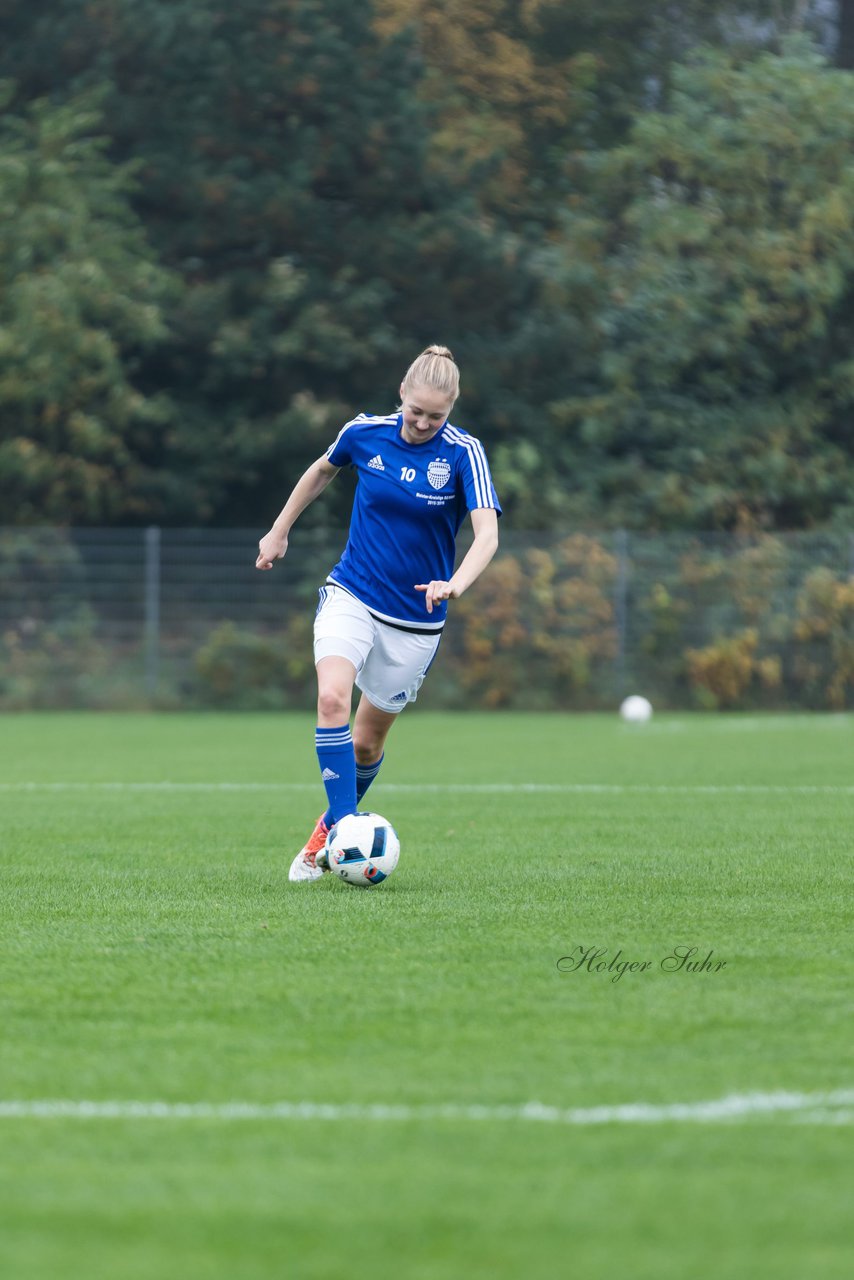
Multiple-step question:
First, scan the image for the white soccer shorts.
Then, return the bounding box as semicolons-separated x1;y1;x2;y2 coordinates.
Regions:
313;584;442;714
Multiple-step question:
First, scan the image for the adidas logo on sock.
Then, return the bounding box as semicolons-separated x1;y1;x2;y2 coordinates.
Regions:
321;767;340;781
368;455;385;470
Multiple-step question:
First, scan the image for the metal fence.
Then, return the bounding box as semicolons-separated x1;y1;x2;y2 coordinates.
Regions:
1;526;853;710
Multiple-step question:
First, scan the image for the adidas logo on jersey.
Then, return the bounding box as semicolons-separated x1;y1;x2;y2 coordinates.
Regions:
368;455;385;470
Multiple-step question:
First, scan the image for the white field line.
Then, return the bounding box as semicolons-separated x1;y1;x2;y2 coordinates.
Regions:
630;716;851;733
0;1090;852;1125
2;782;854;795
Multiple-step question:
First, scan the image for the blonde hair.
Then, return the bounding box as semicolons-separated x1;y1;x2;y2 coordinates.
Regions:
401;345;460;405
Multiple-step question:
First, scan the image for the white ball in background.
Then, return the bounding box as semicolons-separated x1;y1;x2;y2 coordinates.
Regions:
620;695;653;723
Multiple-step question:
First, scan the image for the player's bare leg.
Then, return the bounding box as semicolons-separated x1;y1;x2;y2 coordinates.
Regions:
316;656;357;727
352;697;398;766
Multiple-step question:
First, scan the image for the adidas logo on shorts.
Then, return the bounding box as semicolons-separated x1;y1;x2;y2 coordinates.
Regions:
391;691;407;702
368;455;385;470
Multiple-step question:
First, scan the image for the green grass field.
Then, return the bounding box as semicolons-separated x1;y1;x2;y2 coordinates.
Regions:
1;710;852;1279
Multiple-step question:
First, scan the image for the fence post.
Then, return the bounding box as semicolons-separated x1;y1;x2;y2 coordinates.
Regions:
614;528;629;699
144;526;161;701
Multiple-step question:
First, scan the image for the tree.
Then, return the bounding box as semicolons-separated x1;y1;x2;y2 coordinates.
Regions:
0;86;180;523
3;5;849;531
373;1;597;218
373;2;810;224
551;40;854;530
1;0;562;525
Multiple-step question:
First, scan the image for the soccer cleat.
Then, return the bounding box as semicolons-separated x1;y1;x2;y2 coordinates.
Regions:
288;814;330;882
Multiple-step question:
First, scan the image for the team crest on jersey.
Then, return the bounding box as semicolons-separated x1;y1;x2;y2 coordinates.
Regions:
427;458;451;490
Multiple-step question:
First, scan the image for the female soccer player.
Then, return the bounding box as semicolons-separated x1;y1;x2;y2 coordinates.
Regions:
256;345;501;881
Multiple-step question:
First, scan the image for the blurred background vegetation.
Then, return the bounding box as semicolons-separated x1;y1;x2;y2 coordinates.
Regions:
1;524;852;712
2;3;854;710
2;0;854;534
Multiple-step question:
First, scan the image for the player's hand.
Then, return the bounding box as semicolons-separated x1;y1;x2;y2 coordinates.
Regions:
256;531;288;570
415;580;458;613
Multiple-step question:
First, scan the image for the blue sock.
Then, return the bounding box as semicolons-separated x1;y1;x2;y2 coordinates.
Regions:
315;725;357;824
323;753;383;828
356;753;384;807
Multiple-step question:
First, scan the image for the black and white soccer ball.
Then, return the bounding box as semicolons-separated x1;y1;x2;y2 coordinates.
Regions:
324;812;400;887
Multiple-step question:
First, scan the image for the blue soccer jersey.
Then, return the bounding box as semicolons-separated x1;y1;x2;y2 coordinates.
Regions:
324;412;501;628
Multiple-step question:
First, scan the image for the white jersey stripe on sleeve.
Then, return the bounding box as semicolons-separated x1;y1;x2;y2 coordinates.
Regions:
325;431;343;458
442;426;493;508
447;427;492;506
326;412;397;459
450;431;486;507
325;420;357;457
468;437;493;506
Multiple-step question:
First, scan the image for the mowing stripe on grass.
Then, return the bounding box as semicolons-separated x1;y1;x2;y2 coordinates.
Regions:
3;782;854;795
0;1091;851;1125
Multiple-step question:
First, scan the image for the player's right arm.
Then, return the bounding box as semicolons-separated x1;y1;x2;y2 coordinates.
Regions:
256;456;340;570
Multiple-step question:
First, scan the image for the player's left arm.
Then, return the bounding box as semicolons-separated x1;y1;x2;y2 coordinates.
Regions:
416;507;499;614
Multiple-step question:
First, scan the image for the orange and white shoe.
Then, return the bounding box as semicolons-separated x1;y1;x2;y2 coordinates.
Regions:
288;814;330;882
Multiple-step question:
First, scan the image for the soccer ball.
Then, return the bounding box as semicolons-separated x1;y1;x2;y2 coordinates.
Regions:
620;695;653;723
324;812;400;887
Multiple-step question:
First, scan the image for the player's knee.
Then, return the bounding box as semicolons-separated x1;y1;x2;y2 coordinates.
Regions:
317;685;351;724
353;734;383;765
